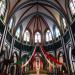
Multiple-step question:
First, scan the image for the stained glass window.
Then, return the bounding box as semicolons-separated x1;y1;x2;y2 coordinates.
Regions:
8;18;13;29
0;0;6;17
35;32;41;43
24;30;30;42
62;18;66;28
55;27;60;38
70;0;75;15
46;30;52;42
15;28;20;38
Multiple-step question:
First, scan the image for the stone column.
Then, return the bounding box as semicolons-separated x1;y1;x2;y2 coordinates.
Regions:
61;37;71;75
0;26;7;52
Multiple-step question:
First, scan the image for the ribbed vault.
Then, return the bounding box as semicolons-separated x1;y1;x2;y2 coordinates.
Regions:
3;0;71;44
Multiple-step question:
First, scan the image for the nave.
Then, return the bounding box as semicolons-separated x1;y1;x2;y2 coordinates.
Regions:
0;0;75;75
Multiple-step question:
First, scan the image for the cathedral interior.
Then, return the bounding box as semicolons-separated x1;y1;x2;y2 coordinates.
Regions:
0;0;75;75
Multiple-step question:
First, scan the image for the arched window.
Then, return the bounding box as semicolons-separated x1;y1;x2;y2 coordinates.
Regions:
55;28;60;38
8;18;13;29
69;0;75;15
62;18;66;28
24;30;30;42
35;32;41;43
46;30;52;42
0;0;6;17
15;28;20;38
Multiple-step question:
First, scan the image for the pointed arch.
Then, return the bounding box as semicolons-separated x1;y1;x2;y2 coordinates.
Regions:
15;27;20;38
55;27;60;38
69;0;75;15
62;17;67;29
8;17;13;29
35;32;41;43
46;30;52;42
0;0;6;17
24;30;30;42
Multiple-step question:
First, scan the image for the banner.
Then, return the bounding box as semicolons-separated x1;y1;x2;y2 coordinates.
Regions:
41;47;63;65
40;47;53;67
22;47;36;68
14;47;35;65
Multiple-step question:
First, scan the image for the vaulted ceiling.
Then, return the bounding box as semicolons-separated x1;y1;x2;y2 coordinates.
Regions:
5;0;71;39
